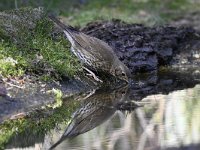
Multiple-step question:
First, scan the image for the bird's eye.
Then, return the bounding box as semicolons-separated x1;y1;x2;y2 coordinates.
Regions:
122;72;126;76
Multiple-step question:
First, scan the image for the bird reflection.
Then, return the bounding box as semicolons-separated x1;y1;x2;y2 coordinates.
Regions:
49;85;140;149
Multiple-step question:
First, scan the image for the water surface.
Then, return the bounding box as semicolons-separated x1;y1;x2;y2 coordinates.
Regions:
4;69;200;150
46;85;200;150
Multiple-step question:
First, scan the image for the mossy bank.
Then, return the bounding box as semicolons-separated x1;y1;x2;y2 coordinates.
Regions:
0;8;93;149
0;7;82;81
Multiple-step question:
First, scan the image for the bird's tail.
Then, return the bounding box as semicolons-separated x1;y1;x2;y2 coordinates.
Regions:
48;14;79;34
48;14;83;47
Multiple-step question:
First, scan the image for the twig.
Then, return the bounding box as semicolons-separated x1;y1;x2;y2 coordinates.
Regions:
5;82;24;89
83;66;103;83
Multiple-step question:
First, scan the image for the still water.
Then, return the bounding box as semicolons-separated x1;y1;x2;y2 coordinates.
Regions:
4;69;200;150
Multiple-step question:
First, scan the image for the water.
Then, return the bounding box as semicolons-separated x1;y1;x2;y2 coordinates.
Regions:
3;69;200;150
46;85;200;150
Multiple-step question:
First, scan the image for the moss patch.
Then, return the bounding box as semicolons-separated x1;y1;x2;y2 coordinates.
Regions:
0;8;82;80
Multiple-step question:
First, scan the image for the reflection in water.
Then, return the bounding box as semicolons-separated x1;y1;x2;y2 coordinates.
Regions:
46;85;200;150
49;85;141;149
4;69;200;150
164;88;200;148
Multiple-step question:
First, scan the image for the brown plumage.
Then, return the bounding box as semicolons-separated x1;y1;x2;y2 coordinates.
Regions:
49;15;131;82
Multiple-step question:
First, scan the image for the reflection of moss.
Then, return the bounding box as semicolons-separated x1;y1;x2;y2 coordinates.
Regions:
0;97;80;149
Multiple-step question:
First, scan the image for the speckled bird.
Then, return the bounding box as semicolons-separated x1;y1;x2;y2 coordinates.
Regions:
49;15;131;82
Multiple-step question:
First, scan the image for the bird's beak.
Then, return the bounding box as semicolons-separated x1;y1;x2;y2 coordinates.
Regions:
123;76;130;84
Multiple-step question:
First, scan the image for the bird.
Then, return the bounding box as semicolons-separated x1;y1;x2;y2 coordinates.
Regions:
49;85;129;149
48;15;131;82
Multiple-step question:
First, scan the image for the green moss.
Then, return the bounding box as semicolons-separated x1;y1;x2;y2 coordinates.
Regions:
0;10;82;79
0;42;26;77
47;88;63;109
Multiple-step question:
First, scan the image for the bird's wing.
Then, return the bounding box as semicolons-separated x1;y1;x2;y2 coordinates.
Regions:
73;33;116;63
49;15;117;67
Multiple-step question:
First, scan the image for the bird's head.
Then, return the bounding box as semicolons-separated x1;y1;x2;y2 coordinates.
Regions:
110;61;131;83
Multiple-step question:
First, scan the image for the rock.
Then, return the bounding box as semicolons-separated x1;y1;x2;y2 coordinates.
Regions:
0;7;44;42
0;83;7;97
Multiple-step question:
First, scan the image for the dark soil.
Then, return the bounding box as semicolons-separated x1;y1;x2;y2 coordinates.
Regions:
81;19;200;73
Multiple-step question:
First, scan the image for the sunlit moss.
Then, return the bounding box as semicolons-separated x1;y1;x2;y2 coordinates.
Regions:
47;88;63;109
0;42;27;77
0;9;82;79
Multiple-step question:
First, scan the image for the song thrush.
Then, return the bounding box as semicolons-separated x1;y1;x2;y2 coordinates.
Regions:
49;15;131;82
